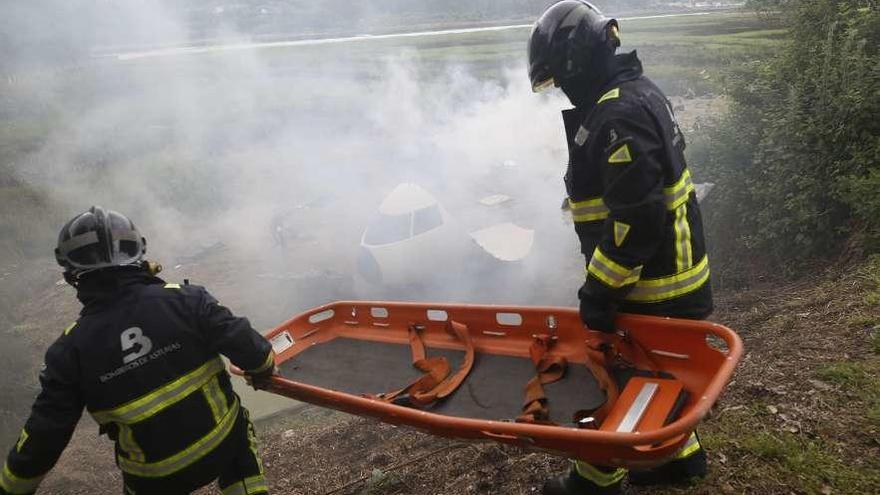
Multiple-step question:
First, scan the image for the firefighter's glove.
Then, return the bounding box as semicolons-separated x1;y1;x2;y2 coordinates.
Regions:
578;289;616;333
244;365;278;391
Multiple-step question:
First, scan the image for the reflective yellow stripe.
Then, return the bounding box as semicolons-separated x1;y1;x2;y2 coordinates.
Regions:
568;197;609;223
202;375;228;424
1;463;45;494
626;255;710;303
15;429;28;453
63;322;77;335
248;351;275;374
119;398;240;477
118;424;146;462
676;432;702;459
587;248;642;289
92;358;225;425
613;221;631;248
246;412;266;476
673;204;693;271
573;460;627;487
244;475;269;493
223;482;247;495
222;477;269;495
596;87;620;105
164;283;181;289
608;143;632;164
664;169;695;210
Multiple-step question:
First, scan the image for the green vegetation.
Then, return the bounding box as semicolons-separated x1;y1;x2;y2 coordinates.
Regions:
705;402;880;494
359;469;403;495
695;1;880;273
857;255;880;305
820;359;880;427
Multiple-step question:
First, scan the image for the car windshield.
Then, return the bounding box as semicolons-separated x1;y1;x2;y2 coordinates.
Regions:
363;212;411;245
412;204;443;236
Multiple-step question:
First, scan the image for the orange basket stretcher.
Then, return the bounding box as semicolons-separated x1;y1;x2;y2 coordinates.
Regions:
234;300;742;468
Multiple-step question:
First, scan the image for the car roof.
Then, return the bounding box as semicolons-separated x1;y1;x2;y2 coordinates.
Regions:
378;183;438;216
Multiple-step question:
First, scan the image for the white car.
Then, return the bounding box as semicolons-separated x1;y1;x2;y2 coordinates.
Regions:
355;183;534;300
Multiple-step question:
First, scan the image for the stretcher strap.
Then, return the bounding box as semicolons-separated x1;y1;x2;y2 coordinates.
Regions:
517;336;621;426
517;335;567;424
581;342;619;424
369;321;474;408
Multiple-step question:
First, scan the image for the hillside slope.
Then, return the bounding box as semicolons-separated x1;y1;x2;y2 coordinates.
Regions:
27;259;880;495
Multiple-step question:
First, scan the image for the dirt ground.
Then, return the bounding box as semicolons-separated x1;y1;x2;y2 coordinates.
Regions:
15;258;875;495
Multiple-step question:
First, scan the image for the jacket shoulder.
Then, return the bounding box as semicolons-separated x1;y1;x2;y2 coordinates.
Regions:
142;281;209;298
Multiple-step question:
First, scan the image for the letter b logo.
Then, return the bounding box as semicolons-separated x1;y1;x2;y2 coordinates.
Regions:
121;327;153;364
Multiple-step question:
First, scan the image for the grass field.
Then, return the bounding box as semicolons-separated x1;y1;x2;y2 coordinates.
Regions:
247;11;782;94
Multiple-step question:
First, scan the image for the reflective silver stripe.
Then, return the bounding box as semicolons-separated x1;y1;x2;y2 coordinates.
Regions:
587;248;642;289
573;460;626;487
673;204;693;271
92;358;225;425
664;169;695;210
568;197;609;222
119;397;240;477
616;382;658;433
203;375;228;424
1;463;45;494
58;230;98;252
625;255;710;303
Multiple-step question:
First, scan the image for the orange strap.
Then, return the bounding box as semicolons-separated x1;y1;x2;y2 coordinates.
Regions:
371;321;474;407
517;335;567;424
581;339;619;424
517;335;621;426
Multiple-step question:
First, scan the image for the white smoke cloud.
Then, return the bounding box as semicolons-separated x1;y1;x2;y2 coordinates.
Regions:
5;1;584;306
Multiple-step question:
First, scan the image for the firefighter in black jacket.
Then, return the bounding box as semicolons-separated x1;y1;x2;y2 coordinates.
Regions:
528;2;712;494
0;206;276;495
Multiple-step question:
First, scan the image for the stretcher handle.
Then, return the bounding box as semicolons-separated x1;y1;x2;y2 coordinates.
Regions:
480;430;535;444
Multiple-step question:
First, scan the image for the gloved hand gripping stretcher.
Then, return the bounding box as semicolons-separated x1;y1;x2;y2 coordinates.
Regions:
231;301;741;468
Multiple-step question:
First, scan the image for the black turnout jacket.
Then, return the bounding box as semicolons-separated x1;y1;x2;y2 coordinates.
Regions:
1;270;273;494
563;52;713;319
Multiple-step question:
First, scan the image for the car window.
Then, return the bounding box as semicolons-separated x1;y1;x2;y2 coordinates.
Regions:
412;204;443;236
363;212;411;245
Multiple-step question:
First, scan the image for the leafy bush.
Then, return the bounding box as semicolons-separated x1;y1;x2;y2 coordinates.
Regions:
702;1;880;269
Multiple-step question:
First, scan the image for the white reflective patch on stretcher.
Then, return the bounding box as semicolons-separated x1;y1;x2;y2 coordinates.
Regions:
270;331;294;354
616;382;658;433
574;126;590;146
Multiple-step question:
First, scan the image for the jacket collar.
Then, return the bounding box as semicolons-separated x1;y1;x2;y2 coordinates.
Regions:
76;268;164;314
566;50;644;112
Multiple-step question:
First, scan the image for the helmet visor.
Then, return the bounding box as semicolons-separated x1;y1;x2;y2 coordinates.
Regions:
532;77;556;93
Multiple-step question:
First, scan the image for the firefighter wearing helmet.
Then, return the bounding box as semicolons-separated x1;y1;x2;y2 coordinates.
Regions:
529;2;713;493
1;206;276;495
